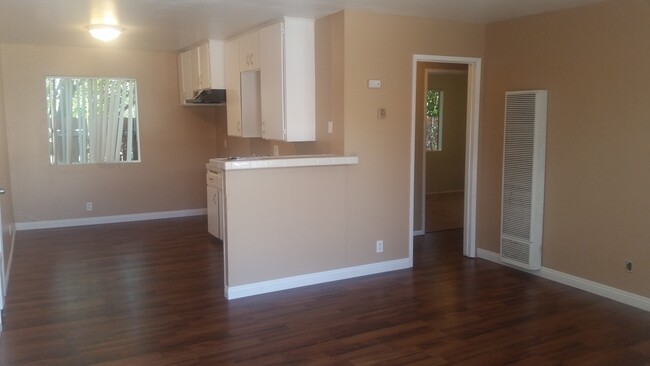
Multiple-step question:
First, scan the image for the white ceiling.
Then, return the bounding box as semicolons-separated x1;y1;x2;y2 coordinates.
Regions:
0;0;605;52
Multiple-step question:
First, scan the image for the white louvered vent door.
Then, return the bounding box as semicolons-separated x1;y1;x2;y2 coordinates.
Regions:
500;90;547;270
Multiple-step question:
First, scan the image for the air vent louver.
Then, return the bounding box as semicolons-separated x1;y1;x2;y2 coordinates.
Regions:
500;90;547;270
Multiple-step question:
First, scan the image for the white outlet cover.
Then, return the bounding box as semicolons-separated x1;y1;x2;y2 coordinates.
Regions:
368;79;381;88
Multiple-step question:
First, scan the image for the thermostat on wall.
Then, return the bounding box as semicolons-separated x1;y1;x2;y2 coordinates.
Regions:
368;79;381;88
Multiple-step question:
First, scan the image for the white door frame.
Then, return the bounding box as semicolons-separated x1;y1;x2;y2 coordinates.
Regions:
409;54;481;261
0;203;5;328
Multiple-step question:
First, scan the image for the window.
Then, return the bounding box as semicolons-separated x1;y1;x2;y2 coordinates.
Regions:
46;77;141;164
425;89;443;151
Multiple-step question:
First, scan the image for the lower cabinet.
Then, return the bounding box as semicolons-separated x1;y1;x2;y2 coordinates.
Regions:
207;171;223;240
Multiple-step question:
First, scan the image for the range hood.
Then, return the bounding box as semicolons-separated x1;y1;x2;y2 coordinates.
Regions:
186;89;227;105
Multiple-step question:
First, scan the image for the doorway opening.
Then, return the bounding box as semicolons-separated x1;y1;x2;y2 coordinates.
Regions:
409;55;481;261
422;65;467;233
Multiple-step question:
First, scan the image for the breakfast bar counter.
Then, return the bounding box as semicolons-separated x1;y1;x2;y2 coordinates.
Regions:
208;155;359;171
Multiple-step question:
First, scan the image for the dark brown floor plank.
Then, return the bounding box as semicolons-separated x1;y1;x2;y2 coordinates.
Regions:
1;216;649;365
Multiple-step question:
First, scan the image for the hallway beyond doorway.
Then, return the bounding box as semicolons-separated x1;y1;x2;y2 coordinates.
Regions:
425;191;464;232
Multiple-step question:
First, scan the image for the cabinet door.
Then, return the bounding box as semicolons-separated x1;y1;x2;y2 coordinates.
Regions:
198;42;211;90
259;22;285;140
240;70;262;137
225;39;242;136
247;32;260;70
239;32;260;71
179;50;194;102
208;40;226;89
207;184;220;238
189;46;201;93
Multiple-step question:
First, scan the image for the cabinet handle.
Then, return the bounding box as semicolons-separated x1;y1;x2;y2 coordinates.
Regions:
213;193;217;205
237;121;241;132
249;54;253;66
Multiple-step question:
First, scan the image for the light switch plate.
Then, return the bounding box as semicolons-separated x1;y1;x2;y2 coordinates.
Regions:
368;79;381;89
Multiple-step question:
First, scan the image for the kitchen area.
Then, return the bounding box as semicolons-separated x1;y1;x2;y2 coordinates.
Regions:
0;4;494;336
182;17;371;299
207;155;358;299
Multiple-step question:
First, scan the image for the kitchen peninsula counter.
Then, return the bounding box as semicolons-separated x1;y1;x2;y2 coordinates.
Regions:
208;155;358;171
206;154;371;300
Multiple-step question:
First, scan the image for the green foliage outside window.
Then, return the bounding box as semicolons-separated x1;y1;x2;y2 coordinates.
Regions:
425;90;442;151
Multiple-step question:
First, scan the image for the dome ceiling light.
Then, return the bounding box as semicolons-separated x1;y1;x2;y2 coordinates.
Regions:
87;24;124;42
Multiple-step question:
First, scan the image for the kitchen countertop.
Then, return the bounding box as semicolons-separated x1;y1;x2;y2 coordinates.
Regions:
208;155;358;171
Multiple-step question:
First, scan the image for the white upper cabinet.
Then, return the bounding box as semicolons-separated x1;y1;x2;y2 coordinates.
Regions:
225;39;242;135
259;22;284;141
225;38;262;137
222;18;314;140
238;32;260;71
197;42;212;90
178;50;194;103
259;17;315;142
178;40;225;104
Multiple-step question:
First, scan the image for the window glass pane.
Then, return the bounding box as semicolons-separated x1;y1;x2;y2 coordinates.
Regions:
46;77;141;164
425;89;443;152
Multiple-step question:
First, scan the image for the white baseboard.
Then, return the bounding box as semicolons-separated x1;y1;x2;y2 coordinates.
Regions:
476;248;501;263
426;190;464;195
15;208;207;231
477;248;650;312
4;231;15;295
413;229;425;236
226;258;411;300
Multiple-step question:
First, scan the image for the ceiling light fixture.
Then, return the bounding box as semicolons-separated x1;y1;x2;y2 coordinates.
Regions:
87;24;124;42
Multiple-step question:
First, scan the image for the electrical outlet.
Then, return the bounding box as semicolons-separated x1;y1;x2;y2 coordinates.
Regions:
376;240;384;253
86;202;93;211
273;145;279;156
625;260;633;273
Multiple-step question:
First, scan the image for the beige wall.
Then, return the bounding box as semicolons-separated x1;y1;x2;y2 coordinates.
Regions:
1;44;218;222
0;46;16;275
481;0;650;297
425;71;467;194
225;166;350;285
215;12;345;158
342;10;484;264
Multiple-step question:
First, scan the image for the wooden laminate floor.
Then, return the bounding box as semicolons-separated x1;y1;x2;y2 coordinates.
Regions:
425;192;464;233
1;216;649;365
